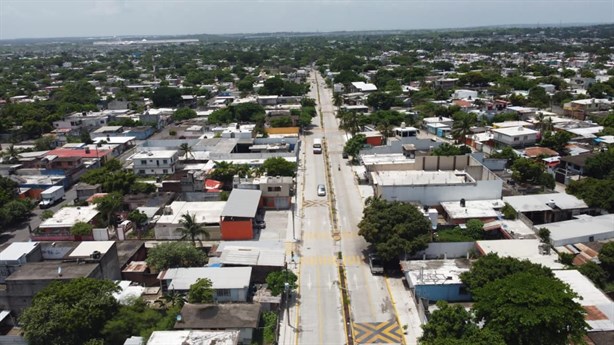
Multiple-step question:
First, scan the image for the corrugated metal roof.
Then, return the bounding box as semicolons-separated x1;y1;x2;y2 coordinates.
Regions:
221;189;262;218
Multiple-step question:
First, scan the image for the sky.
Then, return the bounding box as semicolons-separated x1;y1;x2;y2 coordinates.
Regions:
0;0;613;40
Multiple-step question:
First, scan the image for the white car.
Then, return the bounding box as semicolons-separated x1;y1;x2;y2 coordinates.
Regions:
317;184;326;196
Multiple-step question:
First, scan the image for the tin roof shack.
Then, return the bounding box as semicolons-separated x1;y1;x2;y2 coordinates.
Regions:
0;243;42;283
158;267;252;303
370;155;502;206
401;259;471;303
502;193;590;225
553;270;614;333
540;214;614;247
220;189;262;241
75;182;102;201
147;330;239;345
155;201;225;241
35;205;100;241
175;303;261;345
440;199;504;225
2;260;102;314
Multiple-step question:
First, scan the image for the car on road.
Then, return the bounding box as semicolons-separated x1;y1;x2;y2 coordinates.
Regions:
368;253;384;274
342;151;349;159
254;219;266;229
317;184;326;196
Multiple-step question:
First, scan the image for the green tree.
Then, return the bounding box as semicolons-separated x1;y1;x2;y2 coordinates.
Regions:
366;92;396;111
527;86;550;108
584;148;614;179
172;108;197;122
343;134;366;162
20;278;120;345
420;301;505;345
500;202;517;219
261;157;297;177
511;158;546;185
177;212;210;246
270;116;293;127
179;143;194;160
152;87;182;107
34;136;56;151
337;110;361;135
451;112;476;143
262;311;278;345
460;253;554;292
431;143;471;156
266;270;298;296
127;210;148;232
567;178;614;212
578;261;609;289
537;227;551;243
358;197;430;262
146;241;207;271
599;242;614;273
188;278;214;303
489;146;518;167
101;298;166;345
472;272;589;345
93;192;123;228
70;221;93;236
539;131;572;154
40;210;54;220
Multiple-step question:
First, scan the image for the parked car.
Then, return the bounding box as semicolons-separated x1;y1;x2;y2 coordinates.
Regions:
317;184;326;196
254;219;266;229
342;152;349;159
368;253;384;274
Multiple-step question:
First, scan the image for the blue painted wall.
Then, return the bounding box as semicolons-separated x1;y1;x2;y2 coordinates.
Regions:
415;284;472;302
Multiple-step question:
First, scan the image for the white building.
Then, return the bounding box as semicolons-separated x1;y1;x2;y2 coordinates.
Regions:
133;150;179;175
452;89;478;100
52;110;128;131
350;81;378;93
147;331;239;345
476;239;564;269
158;267;252;302
540;214;614;247
155;201;226;240
371;155;502;206
492;126;538;147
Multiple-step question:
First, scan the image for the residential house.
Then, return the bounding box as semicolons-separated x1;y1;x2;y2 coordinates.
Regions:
233;176;293;210
350;82;377;93
175;304;261;345
492;126;538;147
75;182;102;201
220;189;262;240
35;205;100;241
564;99;612;120
157;267;252;302
555;153;596;184
452;89;478;100
401;259;472;303
133;150;179;176
154;201;225;241
0;243;42;283
502;193;590;225
539;214;614;247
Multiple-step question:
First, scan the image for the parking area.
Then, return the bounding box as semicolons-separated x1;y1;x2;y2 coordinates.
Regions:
256;210;290;242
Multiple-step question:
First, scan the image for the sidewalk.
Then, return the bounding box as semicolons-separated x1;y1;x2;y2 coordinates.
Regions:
386;276;423;345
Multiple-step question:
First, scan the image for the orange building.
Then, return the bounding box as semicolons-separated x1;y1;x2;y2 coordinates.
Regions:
220;189;262;241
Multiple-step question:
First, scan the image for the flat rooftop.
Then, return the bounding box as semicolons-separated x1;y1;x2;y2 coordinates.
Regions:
554;270;614;332
176;303;261;330
133;150;178;159
542;214;614;244
40;206;99;228
441;199;504;220
492;126;538;136
147;330;239;345
158;267;252;290
361;154;413;165
6;260;99;281
503;193;588;212
372;170;473;186
219;247;285;267
157;201;226;225
476;239;564;269
401;259;471;285
69;241;114;257
0;242;39;262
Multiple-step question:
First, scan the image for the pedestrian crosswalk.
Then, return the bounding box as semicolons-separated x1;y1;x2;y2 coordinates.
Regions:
299;255;365;266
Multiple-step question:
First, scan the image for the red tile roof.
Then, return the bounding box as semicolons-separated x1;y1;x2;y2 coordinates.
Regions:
46;148;112;159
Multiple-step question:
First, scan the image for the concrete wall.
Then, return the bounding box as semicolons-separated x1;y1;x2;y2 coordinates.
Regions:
415;284;471;302
376;179;502;205
410;242;475;260
154;224;221;241
214;287;248;303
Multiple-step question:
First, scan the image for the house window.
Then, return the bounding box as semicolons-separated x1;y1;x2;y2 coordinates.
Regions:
216;289;231;297
459;286;468;295
163;159;168;164
589;236;594;242
139;170;145;174
267;186;282;192
141;160;147;165
523;135;528;140
513;137;519;141
163;169;168;174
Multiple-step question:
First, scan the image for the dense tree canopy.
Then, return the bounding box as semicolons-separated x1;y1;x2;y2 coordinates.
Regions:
261;157;297;177
584;148;614;179
20;278;120;345
358;197;430;261
567;177;614;212
431;143;471;156
152;87;182;107
343;134;366;161
266;270;298;296
172;108;197;122
146;242;207;271
188;278;214;303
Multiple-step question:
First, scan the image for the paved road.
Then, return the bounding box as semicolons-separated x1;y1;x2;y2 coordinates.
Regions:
0;187;77;245
295;73;345;345
312;73;398;328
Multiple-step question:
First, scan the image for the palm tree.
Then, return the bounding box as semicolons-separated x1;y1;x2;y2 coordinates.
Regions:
376;122;394;138
338;111;360;135
177;212;210;246
179;143;194;160
535;112;545;134
155;290;187;309
6;145;19;163
333;93;343;107
93;192;123;229
451;113;476;144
